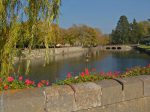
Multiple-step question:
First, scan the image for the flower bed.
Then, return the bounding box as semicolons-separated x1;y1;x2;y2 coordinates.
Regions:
55;65;150;85
0;75;49;91
1;64;150;91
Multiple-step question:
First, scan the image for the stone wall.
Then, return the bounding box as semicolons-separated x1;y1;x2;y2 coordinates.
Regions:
21;47;89;59
0;75;150;112
18;46;132;60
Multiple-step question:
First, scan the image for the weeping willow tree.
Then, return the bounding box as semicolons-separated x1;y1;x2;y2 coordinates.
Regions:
0;0;61;76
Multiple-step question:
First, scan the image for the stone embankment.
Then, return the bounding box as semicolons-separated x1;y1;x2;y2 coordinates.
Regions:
19;47;89;59
16;46;133;60
0;75;150;112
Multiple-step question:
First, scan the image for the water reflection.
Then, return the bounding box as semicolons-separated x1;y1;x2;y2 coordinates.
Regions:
15;50;150;83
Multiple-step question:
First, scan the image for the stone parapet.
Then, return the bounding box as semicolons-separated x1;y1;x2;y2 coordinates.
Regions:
0;75;150;112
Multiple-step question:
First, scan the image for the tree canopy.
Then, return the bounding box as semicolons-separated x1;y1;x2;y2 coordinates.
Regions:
17;23;109;48
111;15;150;44
111;15;130;44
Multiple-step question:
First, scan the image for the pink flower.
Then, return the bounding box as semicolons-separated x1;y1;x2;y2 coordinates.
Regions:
67;73;71;78
85;68;89;75
81;72;85;77
19;76;23;81
7;76;14;82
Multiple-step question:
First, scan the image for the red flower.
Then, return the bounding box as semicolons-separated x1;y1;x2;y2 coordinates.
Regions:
4;85;9;90
25;79;33;86
39;80;49;86
45;81;49;86
67;73;71;78
85;68;89;75
37;82;42;88
7;76;14;82
107;72;112;77
81;72;85;77
114;71;120;77
19;76;23;81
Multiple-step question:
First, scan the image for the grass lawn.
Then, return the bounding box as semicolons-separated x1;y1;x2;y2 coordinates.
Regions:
138;45;150;51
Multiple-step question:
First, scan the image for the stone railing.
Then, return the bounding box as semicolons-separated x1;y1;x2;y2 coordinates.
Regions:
0;75;150;112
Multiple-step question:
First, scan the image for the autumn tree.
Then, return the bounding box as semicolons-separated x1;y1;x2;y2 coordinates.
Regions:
138;20;150;37
62;25;104;47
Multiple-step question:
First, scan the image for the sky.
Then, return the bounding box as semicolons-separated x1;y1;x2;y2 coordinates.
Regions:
59;0;150;34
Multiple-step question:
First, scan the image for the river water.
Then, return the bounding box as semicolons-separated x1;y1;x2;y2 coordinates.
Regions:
15;50;150;83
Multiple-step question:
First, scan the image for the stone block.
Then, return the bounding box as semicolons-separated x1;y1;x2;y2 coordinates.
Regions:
3;88;45;112
76;97;150;112
116;77;143;101
135;75;150;97
96;79;123;106
72;82;101;111
45;85;76;112
143;97;150;112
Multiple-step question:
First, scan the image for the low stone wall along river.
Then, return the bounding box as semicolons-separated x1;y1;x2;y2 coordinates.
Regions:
0;75;150;112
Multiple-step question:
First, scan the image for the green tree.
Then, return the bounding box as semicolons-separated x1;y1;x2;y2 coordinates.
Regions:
130;19;141;44
111;15;131;44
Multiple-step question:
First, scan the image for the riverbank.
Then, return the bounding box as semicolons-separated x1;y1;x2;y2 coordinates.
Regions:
14;46;133;61
136;45;150;55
